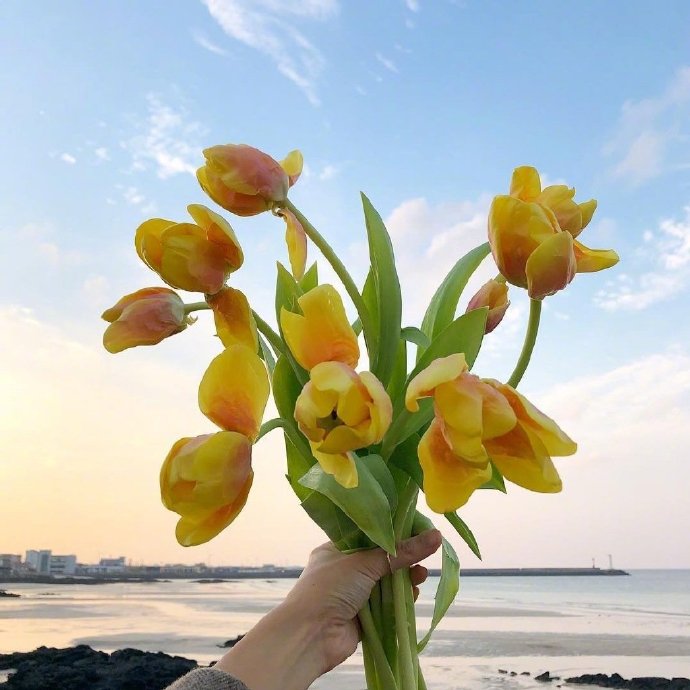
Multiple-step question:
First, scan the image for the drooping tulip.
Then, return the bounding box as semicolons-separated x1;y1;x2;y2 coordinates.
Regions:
135;204;243;295
489;167;619;299
206;287;258;351
277;207;307;280
198;344;270;440
465;279;510;333
160;432;253;546
102;287;190;353
197;144;302;217
280;284;360;371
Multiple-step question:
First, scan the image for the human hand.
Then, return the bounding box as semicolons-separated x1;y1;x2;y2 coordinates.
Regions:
215;530;442;690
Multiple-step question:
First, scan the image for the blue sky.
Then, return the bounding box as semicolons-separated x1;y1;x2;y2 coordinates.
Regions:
2;1;690;568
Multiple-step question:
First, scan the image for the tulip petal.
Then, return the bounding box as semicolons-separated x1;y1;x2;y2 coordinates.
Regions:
419;419;492;513
199;345;270;440
197;166;271;217
280;208;307;280
405;353;467;412
359;371;393;441
207;287;258;350
525;230;577;299
187;204;244;271
509;166;542;201
486;425;562;493
578;200;597;233
310;445;358;489
538;185;582;237
280;150;304;187
573;240;619;273
280;284;360;371
135;218;175;272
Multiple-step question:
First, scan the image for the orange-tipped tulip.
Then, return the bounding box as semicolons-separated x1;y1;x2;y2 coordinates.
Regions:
280;284;360;371
277;208;307;280
405;353;576;509
102;287;190;353
490;167;619;299
198;344;270;440
135;204;243;295
295;362;392;456
466;279;510;333
197;144;302;217
482;380;576;493
160;432;253;546
206;287;258;351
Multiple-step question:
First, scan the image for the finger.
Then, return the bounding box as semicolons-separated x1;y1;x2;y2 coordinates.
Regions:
389;529;442;572
413;585;420;602
409;564;428;587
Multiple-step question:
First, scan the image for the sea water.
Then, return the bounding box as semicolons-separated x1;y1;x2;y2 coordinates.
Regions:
1;571;689;689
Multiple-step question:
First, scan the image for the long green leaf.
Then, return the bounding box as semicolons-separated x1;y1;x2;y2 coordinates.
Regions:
401;326;431;349
258;333;276;375
389;433;423;488
419;242;491;359
364;454;397;511
417;536;459;652
275;261;302;323
299;262;319;292
444;512;482;559
299;456;396;554
272;356;311;459
361;193;402;386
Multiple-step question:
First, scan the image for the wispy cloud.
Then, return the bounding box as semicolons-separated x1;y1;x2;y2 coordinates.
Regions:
375;52;399;74
604;66;690;186
60;153;77;165
202;0;339;106
404;0;420;11
192;28;228;56
595;206;690;310
123;93;205;179
318;163;338;180
94;147;110;161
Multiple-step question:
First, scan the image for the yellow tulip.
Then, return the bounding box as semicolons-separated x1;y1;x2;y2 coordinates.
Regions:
465;279;510;333
198;344;270;441
101;287;190;353
197;144;302;217
490;167;619;299
135;204;243;295
309;445;359;490
418;419;493;513
160;432;253;546
482;380;576;493
277;208;307;280
206;287;258;351
280;284;360;371
295;362;392;457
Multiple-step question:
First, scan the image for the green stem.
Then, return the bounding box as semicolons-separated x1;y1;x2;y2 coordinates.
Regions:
371;581;384;635
506;298;542;389
359;605;399;690
362;642;381;690
184;301;210;314
284;199;376;358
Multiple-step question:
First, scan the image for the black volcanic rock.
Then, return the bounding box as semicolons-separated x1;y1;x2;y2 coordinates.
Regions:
0;645;197;689
565;674;690;690
0;590;20;598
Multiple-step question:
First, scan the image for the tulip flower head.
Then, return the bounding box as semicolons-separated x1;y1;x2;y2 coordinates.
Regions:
206;287;258;351
489;167;618;299
406;353;576;511
465;279;510;333
281;284;360;371
197;144;303;217
102;287;190;353
160;432;253;546
135;204;243;295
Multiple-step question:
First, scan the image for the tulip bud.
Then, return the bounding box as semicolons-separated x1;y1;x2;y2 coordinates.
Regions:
160;432;253;546
102;287;189;353
197;144;302;217
466;279;510;333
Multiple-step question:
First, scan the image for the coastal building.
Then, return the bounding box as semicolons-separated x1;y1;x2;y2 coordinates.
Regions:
0;554;22;575
78;557;127;575
25;550;77;576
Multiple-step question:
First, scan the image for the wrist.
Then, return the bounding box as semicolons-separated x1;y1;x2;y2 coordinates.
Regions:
215;600;326;690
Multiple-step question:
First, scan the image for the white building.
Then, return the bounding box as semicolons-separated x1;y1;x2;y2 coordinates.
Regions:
25;550;77;576
0;554;22;574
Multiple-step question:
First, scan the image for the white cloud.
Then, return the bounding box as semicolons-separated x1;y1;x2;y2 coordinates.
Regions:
318;163;338;180
595;206;690;310
60;153;77;165
202;0;338;106
16;222;83;268
123;93;205;178
404;0;420;10
122;186;146;206
94;147;110;161
375;52;399;74
604;66;690;185
191;28;228;56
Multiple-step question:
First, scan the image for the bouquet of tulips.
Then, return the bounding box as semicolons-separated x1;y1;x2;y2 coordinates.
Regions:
102;144;618;690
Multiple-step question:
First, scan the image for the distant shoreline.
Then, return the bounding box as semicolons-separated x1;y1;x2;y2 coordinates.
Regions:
0;566;628;585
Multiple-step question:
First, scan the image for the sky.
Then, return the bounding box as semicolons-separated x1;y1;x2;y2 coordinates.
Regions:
1;1;690;569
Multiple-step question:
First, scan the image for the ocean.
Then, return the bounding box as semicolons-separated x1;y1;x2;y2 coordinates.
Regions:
1;570;689;689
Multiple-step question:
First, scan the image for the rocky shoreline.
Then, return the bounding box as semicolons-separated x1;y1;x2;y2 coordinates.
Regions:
1;647;688;689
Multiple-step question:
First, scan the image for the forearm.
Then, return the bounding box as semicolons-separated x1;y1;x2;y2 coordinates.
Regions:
214;600;326;690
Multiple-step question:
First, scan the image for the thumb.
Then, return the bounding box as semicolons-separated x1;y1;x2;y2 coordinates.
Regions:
390;529;442;572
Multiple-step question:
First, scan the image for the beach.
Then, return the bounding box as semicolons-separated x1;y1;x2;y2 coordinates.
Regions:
1;570;689;688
